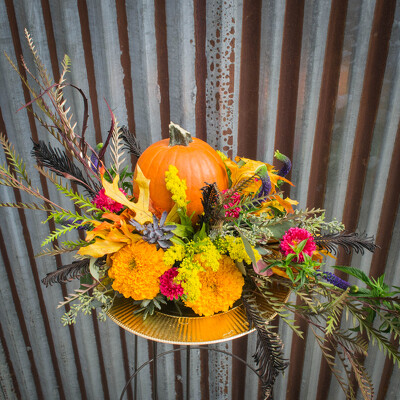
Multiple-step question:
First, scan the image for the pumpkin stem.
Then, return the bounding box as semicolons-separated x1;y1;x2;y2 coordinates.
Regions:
169;122;193;146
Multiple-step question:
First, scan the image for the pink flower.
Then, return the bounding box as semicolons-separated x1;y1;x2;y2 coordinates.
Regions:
280;227;316;262
222;190;241;218
159;267;184;300
92;188;126;213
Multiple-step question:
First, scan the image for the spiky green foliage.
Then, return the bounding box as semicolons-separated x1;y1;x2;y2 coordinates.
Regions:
41;224;86;247
0;133;31;185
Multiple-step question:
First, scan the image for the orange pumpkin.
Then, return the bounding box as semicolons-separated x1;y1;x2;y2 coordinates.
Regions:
134;122;229;220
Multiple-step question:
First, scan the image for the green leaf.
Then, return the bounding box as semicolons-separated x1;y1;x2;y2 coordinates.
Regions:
193;223;207;241
235;261;247;275
172;223;194;239
333;266;370;285
237;231;257;266
267;220;296;238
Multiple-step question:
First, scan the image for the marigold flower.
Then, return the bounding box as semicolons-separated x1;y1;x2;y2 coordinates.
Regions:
93;187;126;213
108;240;170;300
159;267;184;300
184;255;244;317
280;227;316;262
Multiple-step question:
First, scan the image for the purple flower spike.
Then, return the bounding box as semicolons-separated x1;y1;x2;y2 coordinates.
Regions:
319;272;350;290
274;150;292;177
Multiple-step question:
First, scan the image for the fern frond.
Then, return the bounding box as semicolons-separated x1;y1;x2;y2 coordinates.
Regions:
0;201;55;212
121;125;142;157
57;281;99;308
314;232;377;256
24;29;52;88
41;224;84;247
35;243;81;257
52;181;101;213
242;288;289;399
0;133;31;185
348;305;400;365
42;259;91;287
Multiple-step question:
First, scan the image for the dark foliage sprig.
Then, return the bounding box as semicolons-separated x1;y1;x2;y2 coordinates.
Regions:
120;125;142;158
41;259;90;287
242;287;289;399
314;232;377;255
32;140;98;195
199;182;223;227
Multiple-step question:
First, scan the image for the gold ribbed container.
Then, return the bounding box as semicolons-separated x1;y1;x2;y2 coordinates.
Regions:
107;285;290;345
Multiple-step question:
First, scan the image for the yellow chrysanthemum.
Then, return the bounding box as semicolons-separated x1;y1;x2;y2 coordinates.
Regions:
108;240;170;300
165;165;188;208
184;255;244;317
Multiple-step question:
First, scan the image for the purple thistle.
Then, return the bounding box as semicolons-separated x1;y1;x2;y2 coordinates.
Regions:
319;272;350;290
274;150;292;177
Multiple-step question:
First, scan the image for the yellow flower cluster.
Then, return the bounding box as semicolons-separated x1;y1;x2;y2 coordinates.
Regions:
194;237;221;271
184;255;244;316
165;165;188;208
108;240;170;300
175;256;203;302
163;243;186;266
216;235;260;264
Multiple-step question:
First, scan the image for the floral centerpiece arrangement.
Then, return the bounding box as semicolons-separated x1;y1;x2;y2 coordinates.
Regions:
1;32;400;400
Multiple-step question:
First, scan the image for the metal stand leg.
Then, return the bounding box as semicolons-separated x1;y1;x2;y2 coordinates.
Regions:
119;346;262;400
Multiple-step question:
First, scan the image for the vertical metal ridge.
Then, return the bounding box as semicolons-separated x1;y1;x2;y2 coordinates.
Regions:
77;0;103;144
376;333;399;400
271;1;305;397
322;0;397;396
0;225;44;399
231;335;248;400
3;4;69;398
369;122;400;278
305;3;349;399
116;0;136;135
338;0;396;243
115;2;138;396
273;0;305;194
307;0;349;210
173;344;184;400
39;3;89;397
40;0;60;81
194;0;207;141
147;340;156;399
119;328;133;400
154;0;170;139
200;345;209;400
237;0;262;159
91;313;111;400
0;304;22;399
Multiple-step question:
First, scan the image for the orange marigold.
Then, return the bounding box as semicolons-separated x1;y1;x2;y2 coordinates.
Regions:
108;240;170;300
184;255;244;317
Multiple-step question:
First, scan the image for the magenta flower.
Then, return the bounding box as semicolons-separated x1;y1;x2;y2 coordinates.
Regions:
222;190;241;218
280;227;316;262
92;188;126;213
159;267;184;300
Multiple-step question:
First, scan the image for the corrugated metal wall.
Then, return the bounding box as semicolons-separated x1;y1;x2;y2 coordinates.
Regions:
0;0;399;399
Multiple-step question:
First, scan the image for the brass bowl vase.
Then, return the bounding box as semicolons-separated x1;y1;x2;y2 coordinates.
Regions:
107;284;290;345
